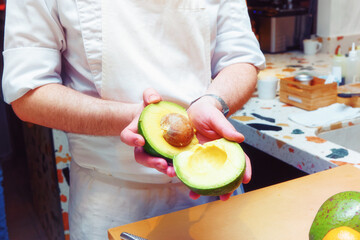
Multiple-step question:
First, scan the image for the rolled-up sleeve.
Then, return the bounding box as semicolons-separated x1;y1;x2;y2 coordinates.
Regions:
2;0;65;104
211;0;266;78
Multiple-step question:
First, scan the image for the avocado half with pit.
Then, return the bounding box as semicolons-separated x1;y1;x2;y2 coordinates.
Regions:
138;101;198;162
173;138;246;196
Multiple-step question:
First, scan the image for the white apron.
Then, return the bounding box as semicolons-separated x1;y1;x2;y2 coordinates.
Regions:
69;1;245;240
101;0;211;104
67;0;213;184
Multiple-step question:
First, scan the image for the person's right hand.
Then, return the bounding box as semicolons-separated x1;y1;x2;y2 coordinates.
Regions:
186;95;252;201
120;88;176;177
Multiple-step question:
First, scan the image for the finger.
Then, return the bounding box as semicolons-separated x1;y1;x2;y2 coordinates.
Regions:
143;88;162;105
189;191;201;200
219;192;232;201
166;166;176;178
134;147;175;177
242;153;252;184
120;117;144;147
134;147;168;169
210;114;245;143
195;130;222;143
134;147;172;175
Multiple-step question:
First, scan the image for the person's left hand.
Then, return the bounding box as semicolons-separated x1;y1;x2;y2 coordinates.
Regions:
186;95;252;201
120;88;176;177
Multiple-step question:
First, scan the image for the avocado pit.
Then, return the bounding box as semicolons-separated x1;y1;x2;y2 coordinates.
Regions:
160;113;194;147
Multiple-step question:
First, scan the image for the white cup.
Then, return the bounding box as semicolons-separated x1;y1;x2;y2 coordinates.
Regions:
257;76;279;100
303;39;322;55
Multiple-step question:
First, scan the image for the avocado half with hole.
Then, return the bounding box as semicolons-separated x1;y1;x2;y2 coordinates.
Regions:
173;138;246;196
138;101;198;162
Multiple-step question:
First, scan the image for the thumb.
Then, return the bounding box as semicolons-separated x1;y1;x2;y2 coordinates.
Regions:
143;88;162;105
210;112;244;143
120;116;145;147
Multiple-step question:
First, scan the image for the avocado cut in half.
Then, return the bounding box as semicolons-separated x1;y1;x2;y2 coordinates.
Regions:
173;138;246;196
138;101;198;162
309;191;360;240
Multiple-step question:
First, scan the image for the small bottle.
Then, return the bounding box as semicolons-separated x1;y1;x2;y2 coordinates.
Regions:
356;45;360;82
345;43;359;85
332;47;346;85
356;44;360;56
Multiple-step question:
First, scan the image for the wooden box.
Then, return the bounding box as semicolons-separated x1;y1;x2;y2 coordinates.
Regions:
279;77;337;111
337;83;360;108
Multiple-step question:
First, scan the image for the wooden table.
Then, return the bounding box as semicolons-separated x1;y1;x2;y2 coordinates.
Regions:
108;165;360;240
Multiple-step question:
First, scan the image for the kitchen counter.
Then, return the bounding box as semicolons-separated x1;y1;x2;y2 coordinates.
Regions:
229;51;360;174
108;164;360;240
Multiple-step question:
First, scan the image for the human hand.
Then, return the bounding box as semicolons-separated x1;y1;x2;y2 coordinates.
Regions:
186;96;252;200
187;95;244;143
120;88;176;177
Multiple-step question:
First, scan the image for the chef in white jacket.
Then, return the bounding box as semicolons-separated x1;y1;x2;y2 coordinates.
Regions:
2;0;265;239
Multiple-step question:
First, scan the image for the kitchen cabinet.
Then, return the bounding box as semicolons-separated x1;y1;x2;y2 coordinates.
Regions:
21;124;66;240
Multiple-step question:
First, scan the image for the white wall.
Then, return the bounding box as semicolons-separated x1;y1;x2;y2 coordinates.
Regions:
317;0;360;37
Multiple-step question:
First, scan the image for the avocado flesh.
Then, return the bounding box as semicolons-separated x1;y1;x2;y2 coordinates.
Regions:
138;101;198;162
309;191;360;240
173;138;246;196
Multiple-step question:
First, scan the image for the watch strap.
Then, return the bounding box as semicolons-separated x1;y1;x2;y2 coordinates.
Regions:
190;94;230;117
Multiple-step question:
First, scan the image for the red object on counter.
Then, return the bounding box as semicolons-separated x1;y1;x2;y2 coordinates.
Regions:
0;0;5;11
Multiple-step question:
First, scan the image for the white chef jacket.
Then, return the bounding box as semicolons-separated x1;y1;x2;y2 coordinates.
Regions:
2;0;265;183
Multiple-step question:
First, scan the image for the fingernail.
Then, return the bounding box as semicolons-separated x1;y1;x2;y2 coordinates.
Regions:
135;139;142;146
189;191;200;200
149;95;158;103
156;163;165;170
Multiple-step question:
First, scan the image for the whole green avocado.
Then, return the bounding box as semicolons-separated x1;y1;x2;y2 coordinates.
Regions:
309;191;360;240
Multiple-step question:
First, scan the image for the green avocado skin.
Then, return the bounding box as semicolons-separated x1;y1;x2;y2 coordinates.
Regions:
309;191;360;240
137;120;173;163
186;170;244;196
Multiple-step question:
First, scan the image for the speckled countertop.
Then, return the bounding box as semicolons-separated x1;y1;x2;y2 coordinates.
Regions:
229;51;360;174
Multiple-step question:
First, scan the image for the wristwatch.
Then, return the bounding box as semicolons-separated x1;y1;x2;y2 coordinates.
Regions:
190;94;230;117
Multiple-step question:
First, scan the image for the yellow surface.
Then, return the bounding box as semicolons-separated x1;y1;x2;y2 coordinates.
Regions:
108;165;360;240
323;226;360;240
